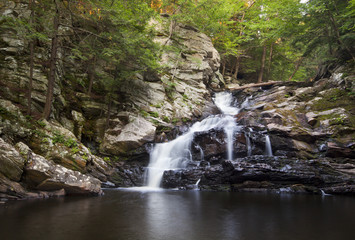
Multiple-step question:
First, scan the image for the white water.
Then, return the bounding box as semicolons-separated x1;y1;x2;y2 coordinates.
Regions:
194;178;201;189
146;92;240;188
214;92;240;161
245;133;252;157
265;135;273;156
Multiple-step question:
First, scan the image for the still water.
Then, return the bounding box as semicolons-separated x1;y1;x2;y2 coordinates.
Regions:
1;190;354;240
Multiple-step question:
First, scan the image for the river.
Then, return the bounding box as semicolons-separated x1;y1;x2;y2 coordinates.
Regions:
1;190;354;240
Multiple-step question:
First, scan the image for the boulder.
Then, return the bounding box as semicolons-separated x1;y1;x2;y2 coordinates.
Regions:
326;141;355;158
101;115;156;155
0;138;25;181
17;142;102;195
159;156;355;194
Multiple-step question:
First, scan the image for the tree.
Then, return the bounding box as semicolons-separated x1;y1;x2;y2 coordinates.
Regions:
43;0;60;120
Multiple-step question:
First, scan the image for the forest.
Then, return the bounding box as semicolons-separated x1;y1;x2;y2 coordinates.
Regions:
3;0;354;119
1;1;355;238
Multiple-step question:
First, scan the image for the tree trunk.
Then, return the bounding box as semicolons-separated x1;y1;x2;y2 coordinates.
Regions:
27;0;34;115
328;10;355;61
105;96;112;132
257;45;267;83
233;56;240;79
288;57;303;81
43;0;59;120
266;43;273;81
87;57;96;96
326;27;333;56
221;57;226;76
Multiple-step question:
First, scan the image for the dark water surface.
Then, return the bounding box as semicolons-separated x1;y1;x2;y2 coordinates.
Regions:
1;189;354;240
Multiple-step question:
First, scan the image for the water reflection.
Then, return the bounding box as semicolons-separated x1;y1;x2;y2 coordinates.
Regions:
0;191;354;240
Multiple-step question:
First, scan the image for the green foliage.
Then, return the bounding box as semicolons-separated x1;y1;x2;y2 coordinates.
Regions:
0;107;14;120
71;147;80;154
151;103;162;108
82;153;89;161
52;132;78;148
52;133;65;144
36;120;46;128
311;88;355;113
140;110;149;117
149;111;159;118
162;116;170;122
65;138;78;148
293;0;355;66
65;0;160;93
32;129;49;138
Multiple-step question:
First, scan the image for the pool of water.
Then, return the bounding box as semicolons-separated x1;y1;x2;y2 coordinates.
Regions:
1;189;354;240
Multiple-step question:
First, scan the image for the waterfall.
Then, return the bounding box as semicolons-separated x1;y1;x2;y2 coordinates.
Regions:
214;92;240;161
245;133;252;157
195;178;201;189
265;135;273;156
145;92;240;188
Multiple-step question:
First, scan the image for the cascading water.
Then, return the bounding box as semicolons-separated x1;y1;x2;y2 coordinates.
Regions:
146;92;240;188
264;135;273;156
214;92;240;161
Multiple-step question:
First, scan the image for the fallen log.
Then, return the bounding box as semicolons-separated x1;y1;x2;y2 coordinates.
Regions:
226;81;282;91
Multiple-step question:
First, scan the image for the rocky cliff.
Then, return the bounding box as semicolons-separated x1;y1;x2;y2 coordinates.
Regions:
1;1;354;201
160;66;355;194
0;1;223;200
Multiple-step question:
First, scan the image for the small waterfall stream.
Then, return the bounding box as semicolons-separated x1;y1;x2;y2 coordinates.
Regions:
146;92;240;188
265;135;273;156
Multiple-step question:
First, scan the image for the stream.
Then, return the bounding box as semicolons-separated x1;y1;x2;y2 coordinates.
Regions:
1;190;354;240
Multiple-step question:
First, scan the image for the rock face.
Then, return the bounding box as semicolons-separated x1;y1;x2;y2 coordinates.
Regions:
0;138;25;182
0;2;224;200
17;142;102;195
101;115;156;155
149;69;355;195
1;1;354;199
99;17;223;159
160;156;355;195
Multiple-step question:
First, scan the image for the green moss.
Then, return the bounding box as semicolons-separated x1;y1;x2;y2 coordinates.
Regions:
36;120;46;128
32;129;49;138
181;117;189;123
151;103;162;108
171;118;179;124
162;116;170;122
149;111;159;118
312;89;355;113
64;138;78;148
82;153;88;161
157;126;172;133
139;110;149;117
150;119;160;125
0;106;17;120
52;133;65;144
71;146;80;154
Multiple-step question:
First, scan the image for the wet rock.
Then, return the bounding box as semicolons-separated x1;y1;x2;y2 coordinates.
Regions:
326;142;355;158
267;123;292;133
110;162;146;187
18;142;102;195
71;110;85;140
0;138;25;181
323;184;355;195
0;173;30;200
101;115;156;155
159;156;355;195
